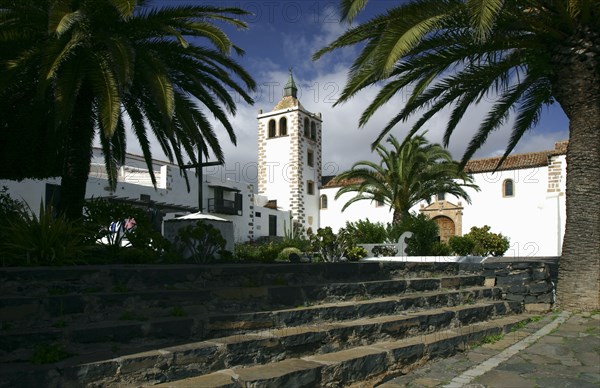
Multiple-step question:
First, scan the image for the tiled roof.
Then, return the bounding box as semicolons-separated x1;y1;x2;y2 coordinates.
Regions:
322;141;568;188
464;141;567;173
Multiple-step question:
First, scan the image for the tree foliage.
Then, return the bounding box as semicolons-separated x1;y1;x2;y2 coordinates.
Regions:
316;0;600;310
334;134;478;224
0;0;256;219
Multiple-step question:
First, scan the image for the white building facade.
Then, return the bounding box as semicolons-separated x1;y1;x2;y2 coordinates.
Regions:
1;71;568;257
319;142;568;257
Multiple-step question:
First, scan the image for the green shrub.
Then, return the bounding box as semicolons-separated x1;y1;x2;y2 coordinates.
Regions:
31;343;73;364
83;197;170;260
345;246;368;261
310;227;353;262
2;202;85;266
449;235;476;256
467;225;510;256
431;241;453;256
400;213;440;256
175;221;227;263
449;226;510;256
345;219;387;243
277;247;302;261
234;241;280;263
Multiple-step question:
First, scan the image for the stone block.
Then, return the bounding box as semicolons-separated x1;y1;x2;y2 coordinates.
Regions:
483;262;510;270
496;273;530;286
363;280;407;295
529;282;553;294
147;318;195;339
267;286;304;307
524;303;552;313
306;347;388;384
512;262;533;270
407;278;441;292
505;293;525;302
235;359;323;387
118;350;171;375
72;322;144;343
484;277;496;287
507;285;528;294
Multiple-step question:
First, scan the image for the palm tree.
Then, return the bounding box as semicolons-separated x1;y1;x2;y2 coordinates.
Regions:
0;0;256;220
335;134;479;224
314;1;599;310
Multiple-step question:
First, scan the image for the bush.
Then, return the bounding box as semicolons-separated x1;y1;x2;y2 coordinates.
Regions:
431;242;453;256
175;221;227;263
467;225;510;256
2;202;85;266
449;235;476;256
277;247;302;261
345;219;387;243
310;227;353;262
345;246;368;261
400;213;440;256
449;226;510;256
234;241;280;263
83;198;170;260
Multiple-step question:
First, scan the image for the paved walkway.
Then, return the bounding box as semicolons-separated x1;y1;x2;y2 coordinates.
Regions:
378;311;600;388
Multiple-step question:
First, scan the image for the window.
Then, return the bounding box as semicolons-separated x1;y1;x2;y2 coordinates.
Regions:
503;179;514;197
307;180;315;195
307;149;314;167
255;211;261;218
310;122;316;140
304;117;310;137
268;120;276;138
279;117;287;136
268;215;277;236
320;194;328;209
375;199;385;207
437;192;445;201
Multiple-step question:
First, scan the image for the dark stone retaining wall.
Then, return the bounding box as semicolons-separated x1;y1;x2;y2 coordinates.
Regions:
0;260;554;310
482;261;555;311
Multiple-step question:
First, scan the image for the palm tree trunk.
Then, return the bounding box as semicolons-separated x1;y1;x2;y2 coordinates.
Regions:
392;208;406;225
553;55;600;311
58;90;96;221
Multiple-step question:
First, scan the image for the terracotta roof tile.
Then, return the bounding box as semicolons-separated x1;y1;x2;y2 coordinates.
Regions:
464;141;568;173
322;141;568;188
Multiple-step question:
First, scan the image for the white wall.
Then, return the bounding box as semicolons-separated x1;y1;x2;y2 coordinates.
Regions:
441;162;566;257
0;152;292;244
319;187;394;232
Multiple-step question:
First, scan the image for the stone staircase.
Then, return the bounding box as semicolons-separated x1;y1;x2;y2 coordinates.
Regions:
0;262;544;387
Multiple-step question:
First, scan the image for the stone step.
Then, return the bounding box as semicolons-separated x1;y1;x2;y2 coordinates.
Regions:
0;262;480;296
0;300;523;386
0;285;499;359
0;275;485;330
145;315;537;388
206;286;499;338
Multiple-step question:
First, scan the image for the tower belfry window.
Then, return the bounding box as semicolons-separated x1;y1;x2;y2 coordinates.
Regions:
279;117;287;136
268;120;276;138
304;117;310;137
310;122;316;140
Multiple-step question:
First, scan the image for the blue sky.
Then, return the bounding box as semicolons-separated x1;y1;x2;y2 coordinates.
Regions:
140;0;569;182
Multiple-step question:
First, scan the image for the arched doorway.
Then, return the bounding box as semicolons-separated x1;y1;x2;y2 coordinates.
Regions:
433;216;456;243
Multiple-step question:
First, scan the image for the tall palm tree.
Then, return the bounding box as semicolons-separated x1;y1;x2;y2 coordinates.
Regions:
314;0;599;310
335;134;478;224
0;0;256;220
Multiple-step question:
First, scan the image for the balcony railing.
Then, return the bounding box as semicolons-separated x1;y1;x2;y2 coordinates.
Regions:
208;198;241;216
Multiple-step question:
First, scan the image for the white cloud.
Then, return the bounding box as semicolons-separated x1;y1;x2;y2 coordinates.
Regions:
106;10;569;187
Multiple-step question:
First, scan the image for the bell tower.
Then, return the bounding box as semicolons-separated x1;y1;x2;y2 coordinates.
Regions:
257;70;322;233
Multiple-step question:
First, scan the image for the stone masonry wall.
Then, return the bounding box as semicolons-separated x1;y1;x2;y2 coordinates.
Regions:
481;261;554;312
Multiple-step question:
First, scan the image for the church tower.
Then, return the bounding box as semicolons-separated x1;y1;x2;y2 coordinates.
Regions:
257;70;322;233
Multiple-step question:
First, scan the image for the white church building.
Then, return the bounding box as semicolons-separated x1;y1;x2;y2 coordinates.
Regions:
0;73;567;257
